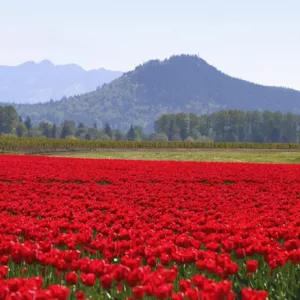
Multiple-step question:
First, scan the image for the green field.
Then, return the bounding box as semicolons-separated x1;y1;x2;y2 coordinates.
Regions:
53;150;300;164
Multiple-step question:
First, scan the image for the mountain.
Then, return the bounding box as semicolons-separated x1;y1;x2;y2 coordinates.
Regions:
0;60;122;104
7;55;300;132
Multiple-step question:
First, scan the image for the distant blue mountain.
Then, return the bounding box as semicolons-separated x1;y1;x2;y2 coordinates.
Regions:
3;55;300;132
0;60;122;104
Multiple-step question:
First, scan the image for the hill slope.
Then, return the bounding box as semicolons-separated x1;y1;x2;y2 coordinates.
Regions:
0;60;122;104
10;55;300;131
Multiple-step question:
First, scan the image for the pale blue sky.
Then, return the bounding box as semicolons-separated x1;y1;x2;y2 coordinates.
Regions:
1;0;300;89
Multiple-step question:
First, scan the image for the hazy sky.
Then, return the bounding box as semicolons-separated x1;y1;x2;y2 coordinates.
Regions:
1;0;300;90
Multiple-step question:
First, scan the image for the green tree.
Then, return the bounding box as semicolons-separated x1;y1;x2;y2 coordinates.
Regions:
0;106;19;134
52;124;58;139
154;114;171;134
251;110;263;142
175;113;189;141
134;126;147;141
168;120;181;141
126;125;137;141
282;113;296;143
39;122;53;138
114;129;124;141
75;123;87;138
188;113;199;134
16;123;28;137
24;116;32;131
270;127;281;143
213;110;229;141
61;120;76;138
104;122;113;139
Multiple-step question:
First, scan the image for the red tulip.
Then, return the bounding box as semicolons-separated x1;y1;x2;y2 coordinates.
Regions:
0;265;8;279
65;272;78;285
246;260;259;274
80;273;96;287
100;274;112;290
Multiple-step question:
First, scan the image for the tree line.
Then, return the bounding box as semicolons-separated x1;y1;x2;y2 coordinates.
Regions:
154;110;300;143
0;106;146;141
2;105;300;143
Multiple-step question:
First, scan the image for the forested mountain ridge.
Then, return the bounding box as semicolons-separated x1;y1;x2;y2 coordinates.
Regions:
0;60;122;104
7;55;300;132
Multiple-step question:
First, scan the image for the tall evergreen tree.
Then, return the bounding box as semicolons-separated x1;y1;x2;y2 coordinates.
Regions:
115;129;123;141
126;125;136;141
104;122;113;138
61;120;76;138
39;122;52;138
52;124;58;139
24;116;32;131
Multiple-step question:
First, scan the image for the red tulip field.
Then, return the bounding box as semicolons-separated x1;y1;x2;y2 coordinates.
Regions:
0;155;299;299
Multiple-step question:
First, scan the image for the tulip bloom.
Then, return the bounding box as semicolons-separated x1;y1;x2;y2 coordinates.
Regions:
246;260;259;274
